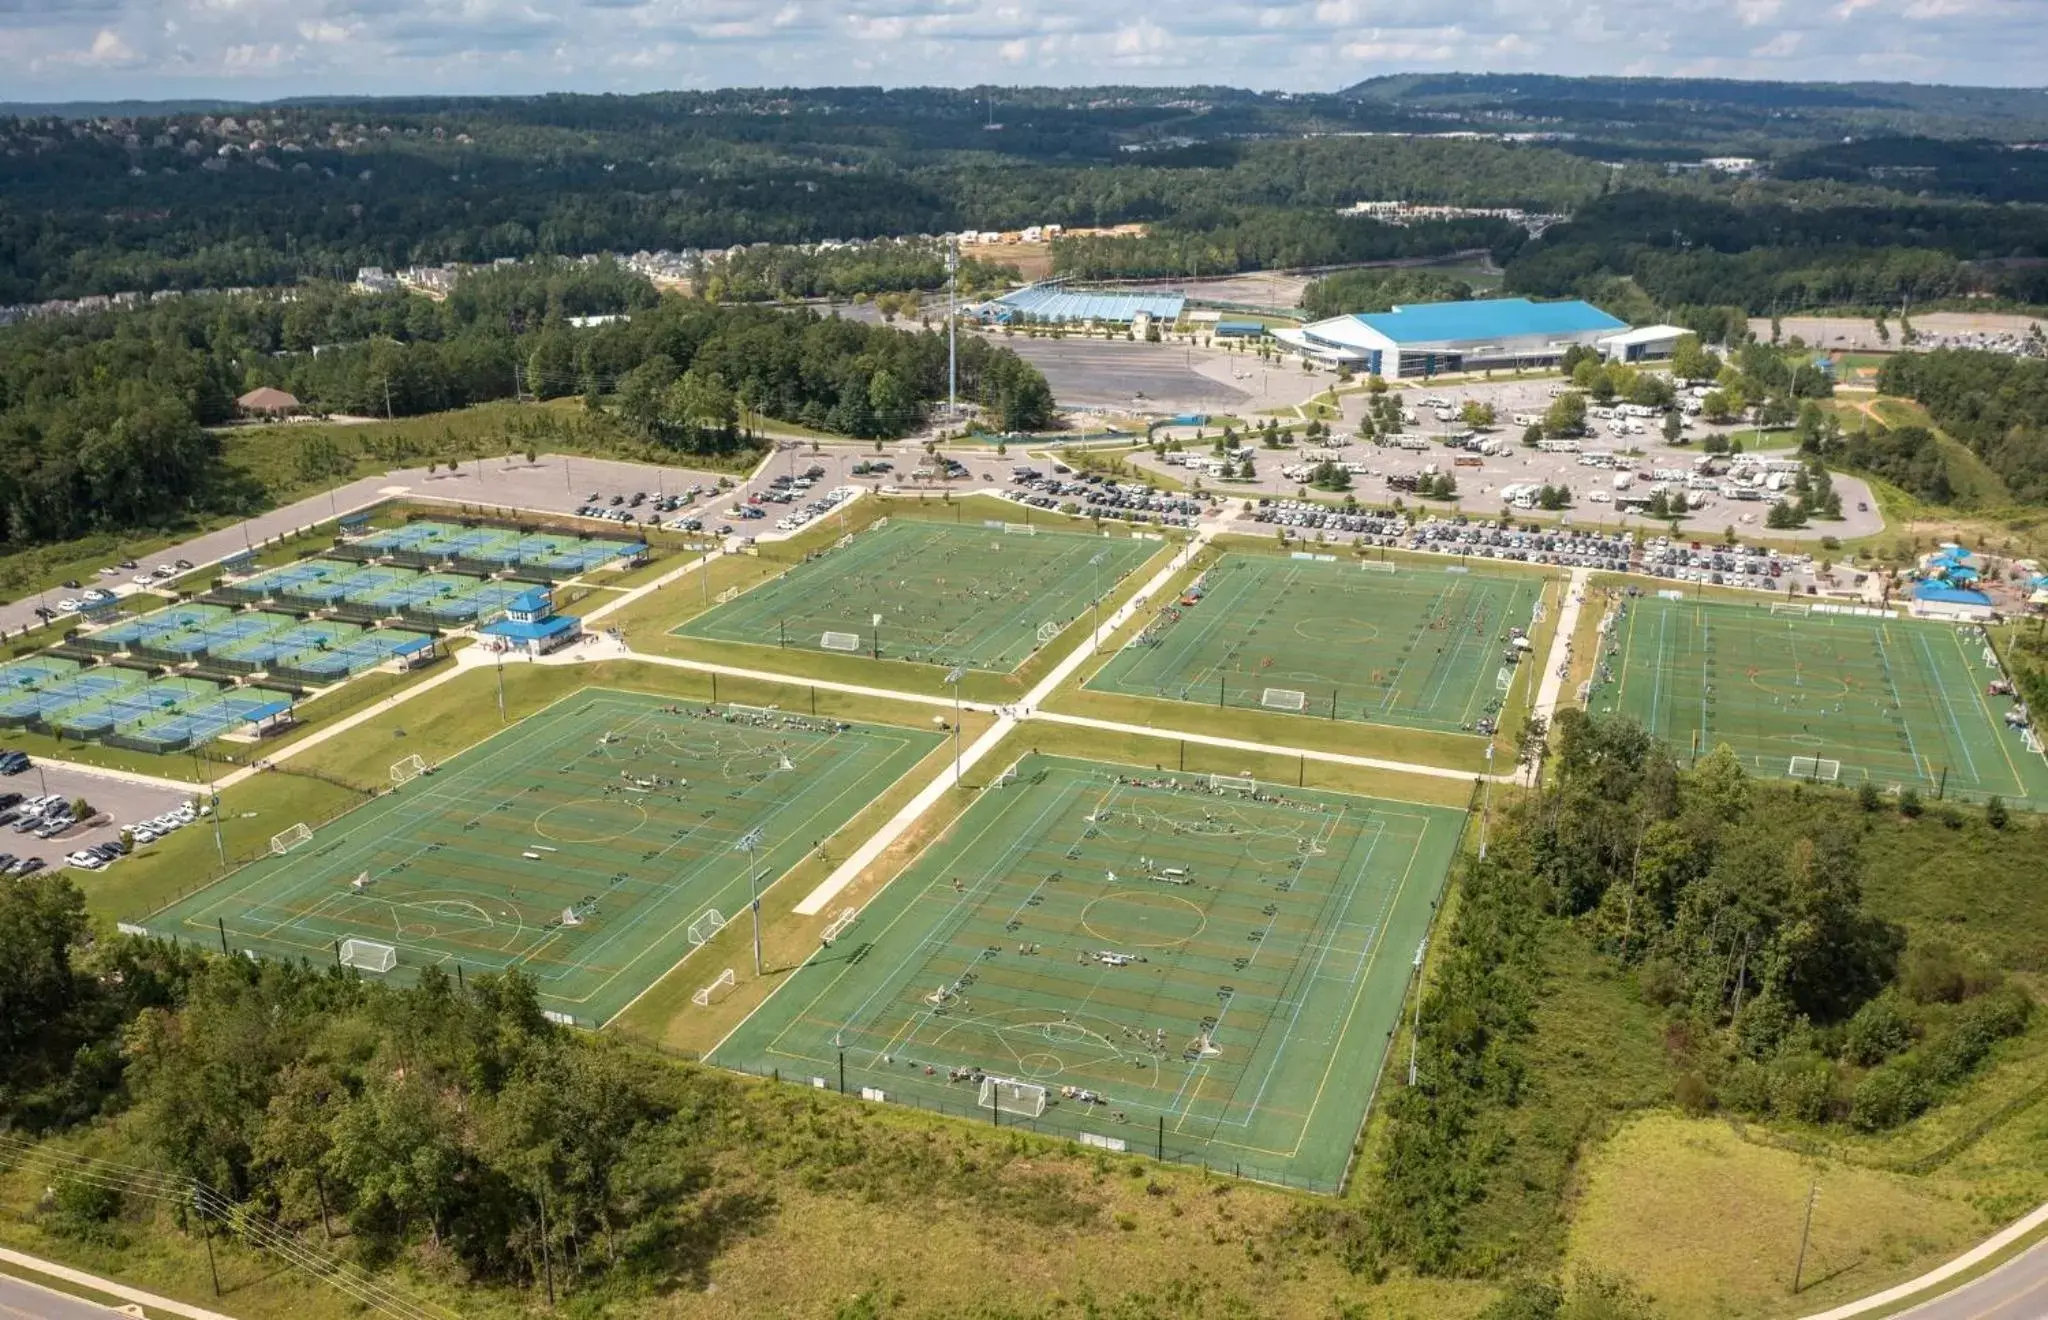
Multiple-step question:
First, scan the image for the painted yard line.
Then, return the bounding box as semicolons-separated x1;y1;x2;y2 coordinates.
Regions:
1030;710;1504;786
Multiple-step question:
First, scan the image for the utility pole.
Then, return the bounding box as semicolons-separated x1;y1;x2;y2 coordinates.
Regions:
1792;1181;1819;1293
735;827;766;975
1407;937;1427;1086
945;666;965;784
946;238;959;421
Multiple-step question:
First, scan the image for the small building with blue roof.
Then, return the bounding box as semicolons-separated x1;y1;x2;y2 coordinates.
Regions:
478;587;582;657
1909;581;1996;622
1271;297;1636;380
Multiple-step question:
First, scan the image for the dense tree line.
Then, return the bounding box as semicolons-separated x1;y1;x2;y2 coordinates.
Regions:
1505;191;2048;316
1051;214;1517;283
1366;714;2029;1275
1298;266;1475;320
1876;349;2048;503
698;243;1016;303
0;259;1053;549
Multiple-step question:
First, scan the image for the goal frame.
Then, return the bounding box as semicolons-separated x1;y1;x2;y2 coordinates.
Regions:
1358;559;1399;574
1206;773;1256;794
1787;755;1842;782
388;753;427;786
338;938;397;974
269;821;313;856
977;1075;1048;1119
688;908;728;946
820;630;862;652
1769;602;1810;618
1035;620;1061;644
1003;522;1037;536
691;968;736;1007
1260;687;1307;712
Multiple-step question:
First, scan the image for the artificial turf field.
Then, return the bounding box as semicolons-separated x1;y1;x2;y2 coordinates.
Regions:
673;519;1160;672
711;756;1464;1190
136;689;940;1025
1593;595;2048;805
1086;552;1549;734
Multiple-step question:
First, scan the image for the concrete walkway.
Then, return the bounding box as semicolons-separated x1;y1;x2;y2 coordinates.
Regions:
1522;567;1591;782
1798;1200;2048;1320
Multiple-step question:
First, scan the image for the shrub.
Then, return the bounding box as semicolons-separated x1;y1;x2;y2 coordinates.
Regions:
1636;956;1684;1007
1716;1057;1773;1117
1898;786;1923;818
1673;1070;1712;1115
1985;796;2009;829
1767;1060;1836;1124
1856;780;1883;812
1900;940;1999;1005
1842;992;1913;1066
1850;1064;1928;1131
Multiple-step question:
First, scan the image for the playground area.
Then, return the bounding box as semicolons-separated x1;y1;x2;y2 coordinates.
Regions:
711;755;1463;1190
1087;553;1548;736
674;519;1161;672
134;689;940;1024
1590;595;2048;804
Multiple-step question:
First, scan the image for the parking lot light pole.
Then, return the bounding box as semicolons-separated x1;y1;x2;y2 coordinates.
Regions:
735;827;766;975
944;667;965;783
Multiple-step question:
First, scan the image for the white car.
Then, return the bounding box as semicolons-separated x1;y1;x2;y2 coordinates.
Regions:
65;850;106;870
152;565;176;578
133;573;156;587
131;825;159;843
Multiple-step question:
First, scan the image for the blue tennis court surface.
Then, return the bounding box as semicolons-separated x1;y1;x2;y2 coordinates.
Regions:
217;620;364;668
354;521;641;574
275;629;434;678
0;656;79;689
237;559;358;598
53;676;231;737
0;667;143;725
128;690;293;749
95;604;230;648
157;611;299;660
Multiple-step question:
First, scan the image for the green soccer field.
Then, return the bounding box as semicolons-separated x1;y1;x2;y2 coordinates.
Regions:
711;755;1464;1191
136;689;940;1025
1593;596;2048;805
1086;553;1548;735
674;519;1160;672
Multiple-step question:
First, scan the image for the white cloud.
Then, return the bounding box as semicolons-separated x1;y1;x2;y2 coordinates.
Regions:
2;0;2046;97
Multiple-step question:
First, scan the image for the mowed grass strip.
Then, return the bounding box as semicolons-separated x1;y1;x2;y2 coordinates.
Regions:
675;519;1158;674
1087;552;1543;736
1591;594;2048;805
139;687;940;1025
712;753;1462;1191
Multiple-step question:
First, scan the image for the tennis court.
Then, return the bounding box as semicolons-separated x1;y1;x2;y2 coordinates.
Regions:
236;558;358;599
53;676;229;738
126;691;293;751
159;611;300;661
1088;553;1548;736
0;667;141;727
136;689;941;1026
713;756;1462;1190
0;656;80;689
270;629;434;681
216;620;364;669
676;520;1161;672
1592;596;2048;804
94;603;230;649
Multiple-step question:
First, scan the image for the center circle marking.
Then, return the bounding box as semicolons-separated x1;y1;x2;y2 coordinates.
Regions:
1080;891;1207;949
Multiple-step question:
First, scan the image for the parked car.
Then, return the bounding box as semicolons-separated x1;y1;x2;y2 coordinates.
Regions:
16;858;44;875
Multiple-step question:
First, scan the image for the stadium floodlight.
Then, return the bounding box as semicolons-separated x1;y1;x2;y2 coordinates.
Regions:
735;827;766;975
1088;550;1109;639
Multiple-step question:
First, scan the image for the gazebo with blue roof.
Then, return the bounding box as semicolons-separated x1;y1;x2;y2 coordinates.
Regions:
478;586;582;657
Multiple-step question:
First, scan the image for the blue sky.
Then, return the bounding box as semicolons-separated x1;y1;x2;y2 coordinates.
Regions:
5;0;2044;103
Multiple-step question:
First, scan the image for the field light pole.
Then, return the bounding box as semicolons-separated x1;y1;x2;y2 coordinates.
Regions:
1407;937;1428;1087
735;827;766;975
1088;550;1107;643
945;666;965;783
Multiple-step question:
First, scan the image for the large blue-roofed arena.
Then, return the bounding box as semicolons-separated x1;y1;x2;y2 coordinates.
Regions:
1271;296;1685;380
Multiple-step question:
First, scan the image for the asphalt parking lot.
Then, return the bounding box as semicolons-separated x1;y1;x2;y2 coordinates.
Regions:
978;333;1260;412
0;757;195;876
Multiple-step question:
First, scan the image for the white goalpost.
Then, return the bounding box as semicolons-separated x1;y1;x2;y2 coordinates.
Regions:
338;938;397;974
723;702;779;719
978;1075;1048;1119
1788;756;1842;782
1003;523;1037;536
1496;666;1515;692
269;821;313;856
1770;602;1810;617
1260;687;1307;712
1359;559;1398;574
1035;620;1061;644
821;907;858;942
389;753;427;786
714;586;741;604
820;630;862;652
688;909;728;946
1207;773;1256;794
691;968;736;1007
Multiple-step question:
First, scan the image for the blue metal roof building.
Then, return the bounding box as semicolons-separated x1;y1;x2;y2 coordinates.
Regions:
1273;297;1634;381
977;282;1185;326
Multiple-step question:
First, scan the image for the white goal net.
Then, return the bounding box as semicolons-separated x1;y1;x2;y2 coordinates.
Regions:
1207;773;1256;794
1035;620;1061;644
821;907;858;942
1003;523;1037;536
1260;687;1307;712
389;753;427;786
688;909;728;946
339;938;397;974
1770;602;1810;617
1359;559;1399;574
1788;756;1842;782
691;968;736;1007
820;630;862;652
269;821;312;856
978;1075;1048;1119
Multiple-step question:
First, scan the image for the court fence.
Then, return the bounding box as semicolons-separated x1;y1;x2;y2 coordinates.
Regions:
632;1046;1354;1195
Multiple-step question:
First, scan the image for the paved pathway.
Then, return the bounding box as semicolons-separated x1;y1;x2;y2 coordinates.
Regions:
0;1248;236;1320
1799;1201;2048;1320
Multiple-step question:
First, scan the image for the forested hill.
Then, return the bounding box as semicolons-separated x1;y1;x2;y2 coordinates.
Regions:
0;259;1053;552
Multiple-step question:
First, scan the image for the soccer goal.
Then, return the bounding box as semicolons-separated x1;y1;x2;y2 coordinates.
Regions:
821;907;858;942
1788;756;1842;782
715;586;741;604
1770;602;1810;618
1003;523;1037;536
1497;666;1516;692
1207;773;1256;794
724;702;779;719
978;1075;1048;1119
688;909;727;946
339;938;397;974
1035;620;1061;644
691;968;736;1007
389;753;427;786
269;822;313;856
1260;687;1307;712
1359;559;1399;574
820;630;862;652
2026;729;2045;756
